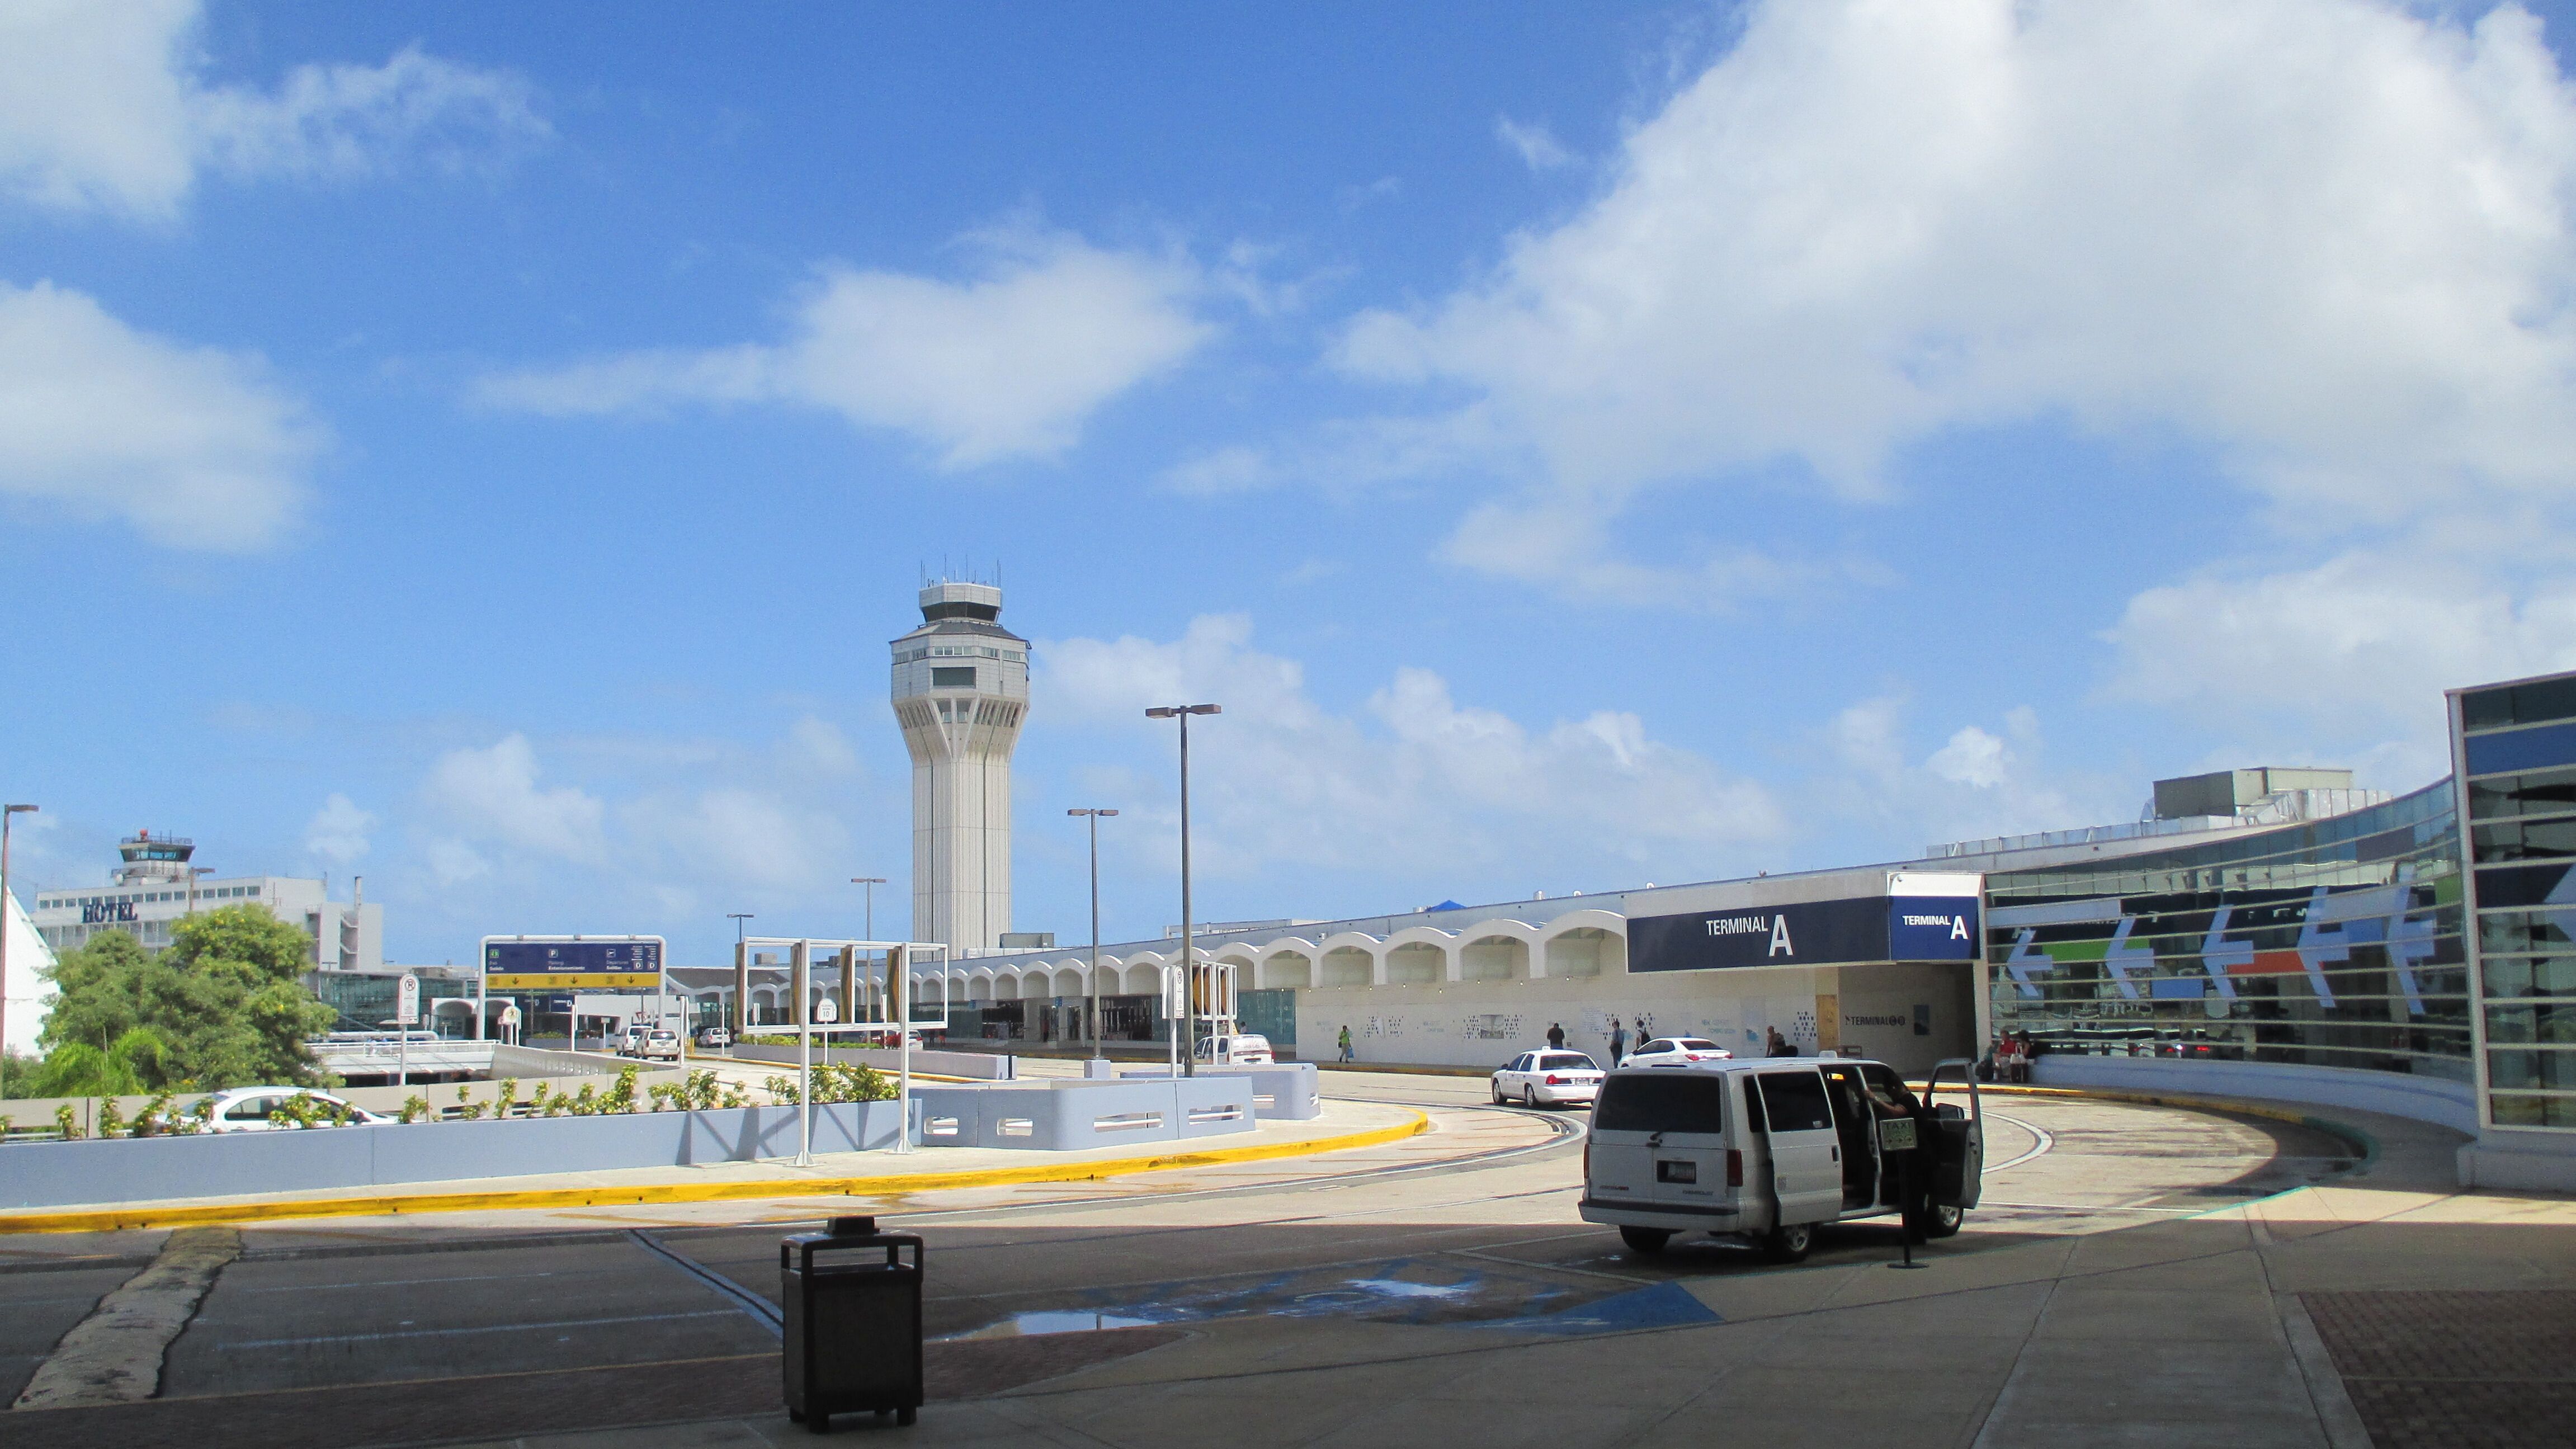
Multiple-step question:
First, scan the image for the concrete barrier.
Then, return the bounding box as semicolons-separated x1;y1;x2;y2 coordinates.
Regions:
1119;1063;1321;1120
0;1054;687;1140
2028;1053;2476;1133
729;1042;1015;1080
0;1099;914;1211
913;1077;1258;1150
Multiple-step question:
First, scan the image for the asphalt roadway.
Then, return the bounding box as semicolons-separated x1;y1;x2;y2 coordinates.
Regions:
0;1070;2370;1449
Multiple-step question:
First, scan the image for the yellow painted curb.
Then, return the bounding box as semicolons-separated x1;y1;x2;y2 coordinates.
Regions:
0;1110;1431;1236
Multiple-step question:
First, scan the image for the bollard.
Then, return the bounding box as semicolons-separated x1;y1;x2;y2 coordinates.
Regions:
781;1214;924;1431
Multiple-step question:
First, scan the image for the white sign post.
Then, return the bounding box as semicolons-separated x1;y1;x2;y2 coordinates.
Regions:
800;996;838;1167
395;972;419;1088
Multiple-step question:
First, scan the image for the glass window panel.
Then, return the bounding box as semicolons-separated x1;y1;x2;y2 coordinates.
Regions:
2474;819;2576;865
2462;677;2576;732
2487;1049;2576;1091
2467;721;2576;778
2470;766;2576;822
2485;1003;2576;1044
2482;956;2576;998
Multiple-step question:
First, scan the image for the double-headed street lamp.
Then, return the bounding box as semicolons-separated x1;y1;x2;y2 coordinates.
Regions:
1;803;35;1101
1066;809;1119;1058
850;877;885;941
1145;704;1219;1076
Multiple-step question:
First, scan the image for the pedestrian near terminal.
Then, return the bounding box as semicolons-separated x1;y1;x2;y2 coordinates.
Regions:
1608;1018;1629;1066
1766;1026;1796;1057
1338;1025;1353;1063
1546;1022;1565;1049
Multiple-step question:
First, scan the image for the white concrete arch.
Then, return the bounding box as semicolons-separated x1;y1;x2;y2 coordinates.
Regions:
1260;945;1314;989
1317;931;1384;988
1052;966;1084;997
1019;967;1053;1000
1122;962;1161;994
1458;921;1540;981
990;974;1020;1002
1541;911;1629;978
1383;926;1457;985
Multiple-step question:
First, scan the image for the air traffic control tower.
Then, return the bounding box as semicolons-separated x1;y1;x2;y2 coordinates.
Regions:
890;581;1029;949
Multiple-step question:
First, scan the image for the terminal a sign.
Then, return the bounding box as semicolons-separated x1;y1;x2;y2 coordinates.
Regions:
1629;894;1980;973
483;938;664;990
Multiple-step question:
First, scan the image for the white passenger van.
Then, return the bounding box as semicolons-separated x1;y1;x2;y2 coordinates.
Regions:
1580;1056;1983;1262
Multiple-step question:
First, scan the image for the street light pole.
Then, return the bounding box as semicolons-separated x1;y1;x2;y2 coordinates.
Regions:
850;877;885;942
1067;809;1118;1060
1;804;35;1103
728;913;753;1033
1145;705;1219;1077
185;865;211;915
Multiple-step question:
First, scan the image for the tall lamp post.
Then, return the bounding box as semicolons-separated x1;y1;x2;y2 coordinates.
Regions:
1;803;35;1102
1067;809;1118;1059
185;865;212;915
850;877;885;942
1145;704;1219;1077
728;912;754;1032
849;877;885;1024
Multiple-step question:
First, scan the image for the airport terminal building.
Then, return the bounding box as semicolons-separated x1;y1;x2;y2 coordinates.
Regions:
898;669;2576;1191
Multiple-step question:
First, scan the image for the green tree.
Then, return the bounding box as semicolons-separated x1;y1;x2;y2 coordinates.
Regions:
24;905;338;1095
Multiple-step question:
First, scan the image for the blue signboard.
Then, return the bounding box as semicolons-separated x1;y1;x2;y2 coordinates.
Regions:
1630;895;1980;973
483;940;663;989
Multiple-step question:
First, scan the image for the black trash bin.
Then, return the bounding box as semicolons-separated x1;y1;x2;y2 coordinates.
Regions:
782;1215;923;1431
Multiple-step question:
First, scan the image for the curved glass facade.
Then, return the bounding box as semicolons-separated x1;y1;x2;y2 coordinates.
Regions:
1984;780;2469;1082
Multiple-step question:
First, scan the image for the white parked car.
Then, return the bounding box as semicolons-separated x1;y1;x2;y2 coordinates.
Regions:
1581;1056;1984;1261
1492;1050;1605;1107
1192;1033;1275;1065
1621;1037;1733;1069
639;1028;682;1061
696;1026;734;1051
204;1087;394;1132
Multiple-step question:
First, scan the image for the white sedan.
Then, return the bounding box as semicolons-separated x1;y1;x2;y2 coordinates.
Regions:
1491;1050;1606;1107
1621;1037;1734;1069
204;1087;395;1132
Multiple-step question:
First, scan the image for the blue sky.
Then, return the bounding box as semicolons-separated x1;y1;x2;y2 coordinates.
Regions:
6;0;2576;965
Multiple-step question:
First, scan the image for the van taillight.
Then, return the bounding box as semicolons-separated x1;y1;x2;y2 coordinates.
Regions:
1726;1149;1743;1187
1583;1138;1592;1179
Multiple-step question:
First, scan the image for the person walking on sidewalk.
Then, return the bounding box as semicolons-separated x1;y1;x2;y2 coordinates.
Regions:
1337;1025;1354;1063
1608;1018;1629;1066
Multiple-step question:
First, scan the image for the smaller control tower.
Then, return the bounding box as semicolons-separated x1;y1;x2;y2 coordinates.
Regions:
890;582;1030;949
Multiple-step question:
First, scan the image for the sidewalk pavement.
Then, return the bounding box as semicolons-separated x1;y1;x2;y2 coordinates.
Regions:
463;1093;2576;1449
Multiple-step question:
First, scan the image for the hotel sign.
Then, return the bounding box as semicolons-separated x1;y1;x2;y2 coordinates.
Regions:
80;901;139;925
482;938;664;990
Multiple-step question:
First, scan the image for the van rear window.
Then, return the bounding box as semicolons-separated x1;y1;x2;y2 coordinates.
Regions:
1594;1074;1728;1133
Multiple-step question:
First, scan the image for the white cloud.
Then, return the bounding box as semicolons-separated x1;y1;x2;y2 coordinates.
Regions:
2105;546;2576;780
1038;615;1784;880
423;734;607;862
623;787;849;893
1442;498;1889;609
1827;696;2114;852
476;229;1213;468
1496;117;1574;171
0;281;316;549
1337;0;2576;589
424;838;491;888
1160;444;1278;497
303;792;375;866
0;1;544;222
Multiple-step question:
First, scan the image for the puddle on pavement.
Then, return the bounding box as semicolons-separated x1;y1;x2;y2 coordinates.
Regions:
937;1258;1601;1341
